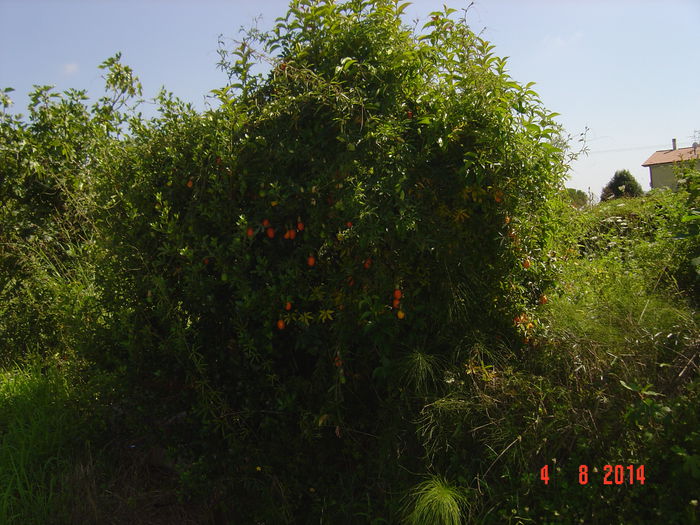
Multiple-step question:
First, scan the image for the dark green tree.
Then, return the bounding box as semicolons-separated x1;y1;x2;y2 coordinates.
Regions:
601;169;643;200
564;187;589;208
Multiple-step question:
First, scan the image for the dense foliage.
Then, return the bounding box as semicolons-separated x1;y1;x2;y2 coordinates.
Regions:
601;169;644;200
564;187;589;208
1;1;698;523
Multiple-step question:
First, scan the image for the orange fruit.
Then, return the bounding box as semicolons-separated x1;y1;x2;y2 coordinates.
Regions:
393;289;402;300
307;255;316;267
262;219;271;227
186;179;193;188
276;319;285;330
266;227;275;239
523;258;531;269
246;227;254;238
297;221;305;231
363;258;372;269
539;294;548;305
284;301;292;311
346;221;353;228
397;310;405;319
203;257;210;265
392;298;400;308
283;230;291;239
288;229;296;240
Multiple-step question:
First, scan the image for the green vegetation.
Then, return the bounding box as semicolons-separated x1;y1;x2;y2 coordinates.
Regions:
564;187;590;208
1;1;698;523
601;169;644;200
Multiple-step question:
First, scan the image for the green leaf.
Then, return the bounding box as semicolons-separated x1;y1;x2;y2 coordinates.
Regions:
397;2;411;15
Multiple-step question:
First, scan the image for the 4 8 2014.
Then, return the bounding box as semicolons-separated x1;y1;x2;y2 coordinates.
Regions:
540;464;645;485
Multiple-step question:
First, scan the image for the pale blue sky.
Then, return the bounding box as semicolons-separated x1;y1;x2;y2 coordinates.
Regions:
1;0;698;197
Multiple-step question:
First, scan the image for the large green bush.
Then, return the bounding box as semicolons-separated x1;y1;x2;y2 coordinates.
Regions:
86;1;568;520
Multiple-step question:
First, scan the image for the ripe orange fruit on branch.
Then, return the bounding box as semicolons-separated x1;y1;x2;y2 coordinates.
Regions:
392;298;400;308
288;229;296;240
246;227;254;238
346;221;353;228
514;313;528;325
186;179;193;188
284;302;292;311
393;289;402;300
276;319;285;330
307;255;316;267
363;258;372;269
397;310;406;319
262;219;271;227
297;221;305;231
266;227;275;239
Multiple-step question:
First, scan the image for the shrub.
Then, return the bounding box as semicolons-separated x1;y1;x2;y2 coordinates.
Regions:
564;187;589;208
89;0;569;519
601;169;643;200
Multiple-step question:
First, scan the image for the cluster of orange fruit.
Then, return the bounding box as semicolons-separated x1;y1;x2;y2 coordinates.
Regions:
247;219;305;241
276;301;294;330
392;288;405;319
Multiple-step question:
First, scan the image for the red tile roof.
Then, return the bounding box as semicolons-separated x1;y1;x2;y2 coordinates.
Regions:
642;146;700;166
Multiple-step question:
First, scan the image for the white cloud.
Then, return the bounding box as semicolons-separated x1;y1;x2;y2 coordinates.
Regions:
62;63;79;75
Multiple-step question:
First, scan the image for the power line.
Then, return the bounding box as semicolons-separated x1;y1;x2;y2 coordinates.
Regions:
587;144;669;154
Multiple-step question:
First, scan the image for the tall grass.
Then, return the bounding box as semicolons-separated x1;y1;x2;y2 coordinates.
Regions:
0;361;82;524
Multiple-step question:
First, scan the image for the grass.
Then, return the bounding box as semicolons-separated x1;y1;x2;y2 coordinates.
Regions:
403;476;472;525
0;359;81;524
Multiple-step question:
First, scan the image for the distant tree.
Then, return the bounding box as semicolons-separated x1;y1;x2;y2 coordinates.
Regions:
601;169;643;200
564;187;589;208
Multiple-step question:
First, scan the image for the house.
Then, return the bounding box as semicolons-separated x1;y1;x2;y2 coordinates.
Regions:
642;138;700;190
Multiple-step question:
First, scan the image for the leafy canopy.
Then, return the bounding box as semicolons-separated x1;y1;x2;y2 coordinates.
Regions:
601;169;644;200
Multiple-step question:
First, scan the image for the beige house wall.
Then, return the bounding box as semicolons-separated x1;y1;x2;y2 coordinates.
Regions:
649;159;700;190
649;164;678;190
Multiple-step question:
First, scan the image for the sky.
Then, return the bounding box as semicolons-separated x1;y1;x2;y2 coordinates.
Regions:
1;0;698;198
